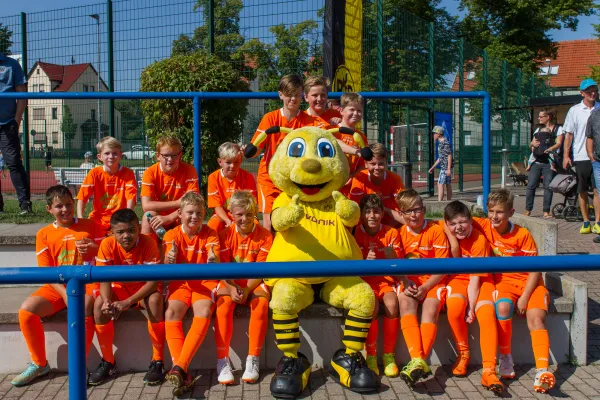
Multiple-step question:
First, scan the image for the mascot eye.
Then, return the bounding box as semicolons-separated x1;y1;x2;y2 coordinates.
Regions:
287;138;306;158
317;138;335;158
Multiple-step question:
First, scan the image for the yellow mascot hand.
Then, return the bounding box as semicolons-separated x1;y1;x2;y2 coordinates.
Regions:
332;191;360;227
272;194;304;232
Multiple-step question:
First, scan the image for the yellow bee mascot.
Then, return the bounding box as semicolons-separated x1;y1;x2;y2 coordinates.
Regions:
261;126;379;398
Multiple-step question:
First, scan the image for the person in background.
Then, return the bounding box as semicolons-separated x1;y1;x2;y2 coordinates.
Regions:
44;146;53;175
428;126;453;201
80;151;95;169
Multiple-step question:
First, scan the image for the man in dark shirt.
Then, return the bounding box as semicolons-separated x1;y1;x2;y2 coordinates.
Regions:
585;109;600;242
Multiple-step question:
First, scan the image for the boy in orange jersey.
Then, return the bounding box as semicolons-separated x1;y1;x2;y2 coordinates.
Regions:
442;201;503;393
471;189;555;394
141;135;199;240
395;189;449;385
244;74;314;231
162;192;221;395
89;209;165;387
350;143;405;227
216;190;272;384
353;194;403;378
207;142;257;233
11;185;100;387
76;136;137;237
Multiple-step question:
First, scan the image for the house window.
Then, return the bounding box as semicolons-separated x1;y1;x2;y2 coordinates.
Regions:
32;84;38;92
89;86;95;92
91;109;96;120
83;84;89;92
39;84;45;93
32;108;45;120
36;69;40;75
52;132;59;144
52;108;58;120
464;131;472;146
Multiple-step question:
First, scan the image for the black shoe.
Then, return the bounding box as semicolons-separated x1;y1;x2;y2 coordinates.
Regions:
270;353;311;399
87;358;117;386
594;235;600;244
329;349;380;393
19;205;33;216
143;359;165;385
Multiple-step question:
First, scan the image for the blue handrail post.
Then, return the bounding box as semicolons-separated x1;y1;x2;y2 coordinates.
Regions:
66;278;87;399
482;93;491;213
193;96;202;187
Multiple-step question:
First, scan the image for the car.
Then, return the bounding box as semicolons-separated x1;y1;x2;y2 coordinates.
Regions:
121;145;156;160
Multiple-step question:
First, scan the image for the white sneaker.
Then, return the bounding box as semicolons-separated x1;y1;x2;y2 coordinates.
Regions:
498;354;515;379
217;357;234;385
242;355;260;383
533;369;555;393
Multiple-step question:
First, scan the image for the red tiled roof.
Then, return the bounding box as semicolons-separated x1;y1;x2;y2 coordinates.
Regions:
543;39;600;88
28;62;92;92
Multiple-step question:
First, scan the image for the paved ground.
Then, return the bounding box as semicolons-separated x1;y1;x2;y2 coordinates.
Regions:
2;185;600;399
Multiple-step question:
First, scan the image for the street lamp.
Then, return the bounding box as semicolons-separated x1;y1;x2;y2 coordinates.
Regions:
89;14;101;142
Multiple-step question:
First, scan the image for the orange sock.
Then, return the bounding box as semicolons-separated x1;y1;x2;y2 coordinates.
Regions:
497;318;512;355
401;315;423;359
148;321;165;361
165;321;185;364
248;297;269;357
383;317;399;354
178;317;210;372
19;309;47;367
95;321;115;364
365;317;379;356
214;296;235;359
476;304;498;369
446;297;469;353
85;316;95;358
421;322;438;359
531;329;550;370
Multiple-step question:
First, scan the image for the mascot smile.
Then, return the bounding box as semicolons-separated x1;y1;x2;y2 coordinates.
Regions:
263;126;380;398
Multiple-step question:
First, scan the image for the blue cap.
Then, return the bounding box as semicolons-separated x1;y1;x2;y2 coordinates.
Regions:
580;78;598;91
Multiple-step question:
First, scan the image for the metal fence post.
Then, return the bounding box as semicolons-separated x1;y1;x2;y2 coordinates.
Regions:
517;69;522;154
428;22;435;195
20;12;30;174
376;0;384;143
193;96;202;188
483;93;491;213
66;277;87;399
501;60;507;149
458;38;464;192
107;0;115;137
209;0;215;54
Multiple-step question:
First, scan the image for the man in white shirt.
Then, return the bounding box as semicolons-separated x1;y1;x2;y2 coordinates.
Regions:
562;78;600;234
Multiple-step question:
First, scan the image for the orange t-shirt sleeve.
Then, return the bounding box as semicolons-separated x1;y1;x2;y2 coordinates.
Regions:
431;226;450;258
206;228;221;262
218;229;232;263
76;169;95;201
392;173;405;196
95;238;114;266
140;167;155;198
124;169;138;201
519;230;538;256
162;228;179;262
256;231;273;263
242;170;258;199
142;238;160;264
207;171;223;208
185;166;200;193
252;112;276;149
348;175;365;204
35;228;54;267
384;228;404;258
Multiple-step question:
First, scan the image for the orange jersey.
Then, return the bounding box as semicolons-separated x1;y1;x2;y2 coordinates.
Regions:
207;168;257;209
472;217;538;286
310;108;342;130
219;222;273;263
95;234;160;287
400;220;450;283
349;169;405;212
76;166;137;228
36;218;102;267
332;126;369;173
353;224;404;260
251;109;316;186
140;162;199;216
163;224;221;284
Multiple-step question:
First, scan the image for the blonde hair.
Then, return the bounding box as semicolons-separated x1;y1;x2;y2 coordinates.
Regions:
369;142;388;159
304;76;329;94
340;93;363;109
279;74;304;96
487;188;514;209
396;189;422;211
156;135;182;153
228;190;257;215
96;136;122;153
180;191;205;209
218;142;242;160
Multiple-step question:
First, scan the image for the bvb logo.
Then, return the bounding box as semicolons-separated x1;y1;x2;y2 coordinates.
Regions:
333;65;355;92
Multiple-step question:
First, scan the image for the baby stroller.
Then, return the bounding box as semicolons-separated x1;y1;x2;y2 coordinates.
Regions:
549;153;595;221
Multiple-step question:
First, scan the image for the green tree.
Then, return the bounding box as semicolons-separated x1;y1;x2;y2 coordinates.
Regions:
60;105;78;141
591;16;600;82
0;23;12;55
140;53;249;184
115;99;145;140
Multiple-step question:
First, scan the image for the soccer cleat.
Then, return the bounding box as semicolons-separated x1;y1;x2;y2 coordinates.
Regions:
365;355;380;375
270;353;312;399
242;355;260;384
143;359;165;385
87;358;117;386
498;354;515;379
592;223;600;234
451;351;470;377
217;357;234;385
533;369;556;393
167;365;185;388
329;349;380;393
400;358;427;385
11;362;51;387
170;367;195;397
481;368;504;393
382;353;399;378
580;223;592;234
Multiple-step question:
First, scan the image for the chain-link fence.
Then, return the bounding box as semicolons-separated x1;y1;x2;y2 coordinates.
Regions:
1;0;551;195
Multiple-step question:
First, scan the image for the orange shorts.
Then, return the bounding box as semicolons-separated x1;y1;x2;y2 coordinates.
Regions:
258;181;281;214
31;284;97;314
445;275;470;298
494;282;549;312
362;277;399;301
168;280;219;306
93;282;163;308
402;275;447;302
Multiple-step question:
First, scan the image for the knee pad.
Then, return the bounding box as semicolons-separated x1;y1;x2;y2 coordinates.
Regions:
495;298;514;320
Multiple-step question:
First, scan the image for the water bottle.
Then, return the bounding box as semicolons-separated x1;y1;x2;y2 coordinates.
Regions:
146;212;166;240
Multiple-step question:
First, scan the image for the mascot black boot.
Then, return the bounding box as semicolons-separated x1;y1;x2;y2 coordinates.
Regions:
270;353;311;399
330;349;380;393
